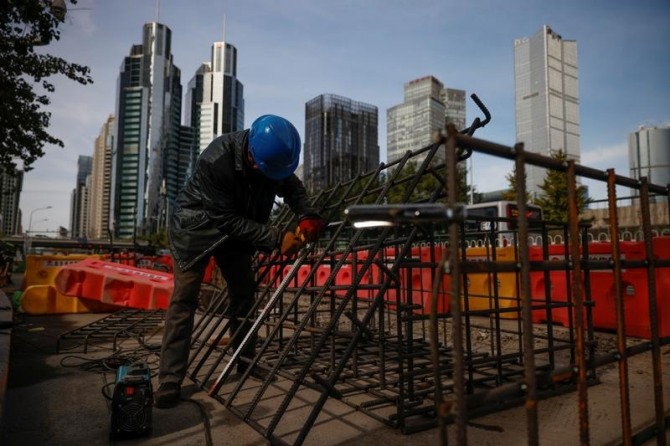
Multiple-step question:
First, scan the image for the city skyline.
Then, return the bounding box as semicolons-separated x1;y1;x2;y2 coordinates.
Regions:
18;0;670;234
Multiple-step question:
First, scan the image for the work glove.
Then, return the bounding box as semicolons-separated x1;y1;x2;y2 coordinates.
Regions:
297;214;326;242
280;229;305;256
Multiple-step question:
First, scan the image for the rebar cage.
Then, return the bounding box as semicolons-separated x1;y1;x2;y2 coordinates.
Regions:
185;124;669;446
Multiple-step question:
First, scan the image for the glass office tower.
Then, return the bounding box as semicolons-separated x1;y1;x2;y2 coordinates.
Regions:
514;25;581;199
70;155;92;239
304;94;379;195
185;41;244;154
112;22;183;238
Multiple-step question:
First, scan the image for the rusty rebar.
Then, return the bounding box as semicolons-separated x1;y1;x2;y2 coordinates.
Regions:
606;169;633;445
567;160;590;445
639;178;666;446
514;142;539;446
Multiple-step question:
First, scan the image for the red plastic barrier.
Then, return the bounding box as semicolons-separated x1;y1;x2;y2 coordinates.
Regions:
103;253;174;273
380;246;450;315
54;258;173;310
258;247;452;315
530;238;670;339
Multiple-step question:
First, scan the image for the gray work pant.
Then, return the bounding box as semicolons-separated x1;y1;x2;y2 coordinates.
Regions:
158;249;256;385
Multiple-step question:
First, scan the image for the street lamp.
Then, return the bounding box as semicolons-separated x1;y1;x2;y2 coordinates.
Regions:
25;206;52;255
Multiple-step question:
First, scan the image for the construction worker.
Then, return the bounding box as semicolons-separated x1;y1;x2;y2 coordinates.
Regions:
155;114;325;409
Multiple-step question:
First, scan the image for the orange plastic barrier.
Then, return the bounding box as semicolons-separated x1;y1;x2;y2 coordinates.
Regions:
463;246;520;318
22;254;104;290
261;248;451;315
530;238;670;339
381;246;450;315
21;284;119;315
103;253;174;273
595;237;670;339
54;258;173;310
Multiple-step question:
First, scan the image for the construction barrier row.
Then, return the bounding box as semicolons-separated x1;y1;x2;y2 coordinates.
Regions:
17;252;219;314
16;238;670;338
261;237;670;339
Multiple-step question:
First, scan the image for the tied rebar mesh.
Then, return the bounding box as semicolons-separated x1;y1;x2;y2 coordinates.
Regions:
185;125;669;446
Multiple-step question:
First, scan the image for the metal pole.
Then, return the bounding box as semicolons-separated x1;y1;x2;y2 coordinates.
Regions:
26;206;51;255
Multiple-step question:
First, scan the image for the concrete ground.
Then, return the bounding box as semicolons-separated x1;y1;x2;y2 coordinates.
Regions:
0;272;668;446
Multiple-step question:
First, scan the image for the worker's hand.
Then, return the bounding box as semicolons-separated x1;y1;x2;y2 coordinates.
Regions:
280;230;304;256
297;214;326;242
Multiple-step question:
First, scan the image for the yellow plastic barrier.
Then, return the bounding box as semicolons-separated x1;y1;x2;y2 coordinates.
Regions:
463;246;520;319
22;254;104;290
20;285;120;315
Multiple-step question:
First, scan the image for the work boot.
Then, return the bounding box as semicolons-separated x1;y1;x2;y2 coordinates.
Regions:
154;382;181;408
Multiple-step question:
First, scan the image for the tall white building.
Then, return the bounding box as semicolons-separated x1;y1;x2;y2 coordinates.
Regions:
387;76;465;165
88;115;115;239
629;125;670;202
514;25;580;199
185;41;244;154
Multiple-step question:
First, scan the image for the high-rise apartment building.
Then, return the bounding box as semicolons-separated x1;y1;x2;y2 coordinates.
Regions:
111;22;183;239
185;41;244;154
88;115;115;239
303;94;379;194
514;25;580;199
0;169;23;236
387;76;466;165
70;155;92;239
629;125;670;202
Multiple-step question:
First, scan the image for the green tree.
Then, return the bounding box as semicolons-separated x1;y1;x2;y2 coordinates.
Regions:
0;0;93;175
140;229;169;249
502;164;527;202
534;150;590;222
386;159;471;204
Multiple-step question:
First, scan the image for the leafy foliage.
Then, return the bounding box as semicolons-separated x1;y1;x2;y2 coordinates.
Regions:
139;228;169;249
533;150;590;222
0;0;93;175
502;164;526;202
386;159;473;205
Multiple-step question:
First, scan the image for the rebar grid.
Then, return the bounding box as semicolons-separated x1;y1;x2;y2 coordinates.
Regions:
185;125;669;446
56;308;166;353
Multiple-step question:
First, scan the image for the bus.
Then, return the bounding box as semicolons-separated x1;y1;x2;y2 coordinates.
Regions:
464;201;543;247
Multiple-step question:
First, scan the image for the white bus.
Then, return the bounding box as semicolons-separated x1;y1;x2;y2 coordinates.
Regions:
464;201;543;247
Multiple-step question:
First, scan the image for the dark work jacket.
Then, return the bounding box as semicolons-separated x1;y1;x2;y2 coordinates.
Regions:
169;129;314;272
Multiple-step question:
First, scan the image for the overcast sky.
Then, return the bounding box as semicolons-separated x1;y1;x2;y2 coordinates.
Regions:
20;0;670;234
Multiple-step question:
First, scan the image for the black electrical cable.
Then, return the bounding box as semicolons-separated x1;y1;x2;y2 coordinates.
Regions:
181;398;214;446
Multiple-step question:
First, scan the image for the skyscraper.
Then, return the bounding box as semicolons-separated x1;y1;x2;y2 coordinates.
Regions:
88;115;115;239
70;155;92;239
0;169;23;236
387;76;466;165
111;22;183;239
303;94;379;194
514;25;580;199
185;41;244;154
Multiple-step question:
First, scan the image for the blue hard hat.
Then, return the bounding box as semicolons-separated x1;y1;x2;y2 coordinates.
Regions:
248;115;301;180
